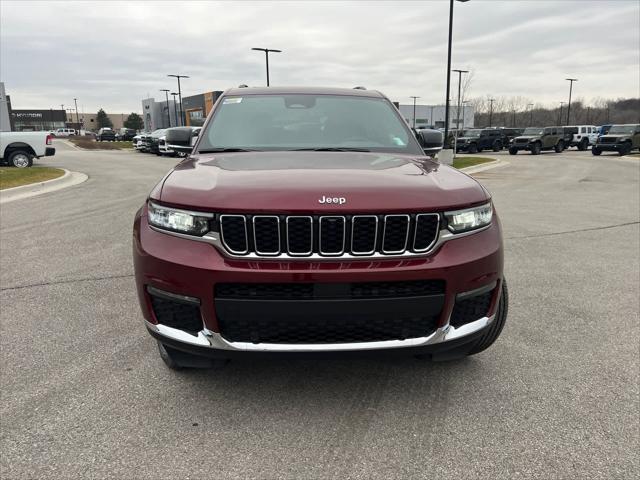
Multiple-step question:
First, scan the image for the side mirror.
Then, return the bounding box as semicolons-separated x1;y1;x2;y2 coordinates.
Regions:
166;127;195;153
415;129;444;156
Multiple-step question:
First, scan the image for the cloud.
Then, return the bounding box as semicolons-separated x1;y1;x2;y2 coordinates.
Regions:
1;0;638;113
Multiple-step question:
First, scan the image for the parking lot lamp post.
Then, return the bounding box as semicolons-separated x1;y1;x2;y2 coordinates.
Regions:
488;98;495;127
443;0;470;148
410;96;420;128
171;93;179;127
565;78;577;125
527;103;534;126
160;89;171;127
251;48;282;87
168;74;189;126
73;98;80;131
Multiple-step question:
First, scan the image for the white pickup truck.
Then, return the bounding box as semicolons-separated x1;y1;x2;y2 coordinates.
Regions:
0;131;56;167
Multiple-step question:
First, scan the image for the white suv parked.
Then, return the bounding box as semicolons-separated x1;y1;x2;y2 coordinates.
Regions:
54;128;76;137
567;125;598;150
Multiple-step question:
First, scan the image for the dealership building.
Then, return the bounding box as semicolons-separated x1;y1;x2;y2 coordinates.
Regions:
142;90;223;132
398;103;475;129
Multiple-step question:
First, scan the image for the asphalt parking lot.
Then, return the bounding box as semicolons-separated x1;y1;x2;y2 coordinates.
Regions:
1;141;638;479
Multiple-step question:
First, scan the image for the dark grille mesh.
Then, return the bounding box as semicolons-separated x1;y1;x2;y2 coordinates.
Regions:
414;214;439;251
216;280;444;300
150;296;202;333
450;291;493;328
351;216;377;253
287;217;313;254
220;216;247;253
218;314;440;344
383;216;409;252
599;137;616;144
320;217;345;254
253;217;280;254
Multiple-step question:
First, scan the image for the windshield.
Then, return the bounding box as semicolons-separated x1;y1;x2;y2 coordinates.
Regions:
608;125;637;134
522;128;543;135
463;129;481;138
198;94;422;154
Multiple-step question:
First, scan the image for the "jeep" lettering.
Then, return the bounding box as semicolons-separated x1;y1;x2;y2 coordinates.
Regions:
318;195;346;205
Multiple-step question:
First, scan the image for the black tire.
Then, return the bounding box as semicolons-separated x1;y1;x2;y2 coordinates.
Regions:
157;341;229;370
619;143;631;156
468;143;478;154
8;150;33;168
554;140;564;153
592;147;601;156
531;142;541;155
508;147;518;155
468;280;509;356
578;138;588;151
492;142;502;152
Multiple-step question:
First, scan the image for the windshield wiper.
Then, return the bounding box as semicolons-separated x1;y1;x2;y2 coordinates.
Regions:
291;147;371;152
198;148;258;153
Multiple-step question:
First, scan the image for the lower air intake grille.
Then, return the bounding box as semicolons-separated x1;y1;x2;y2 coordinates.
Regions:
450;291;493;328
150;295;202;333
218;314;440;344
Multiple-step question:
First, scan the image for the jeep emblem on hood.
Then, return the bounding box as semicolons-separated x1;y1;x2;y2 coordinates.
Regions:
318;195;346;205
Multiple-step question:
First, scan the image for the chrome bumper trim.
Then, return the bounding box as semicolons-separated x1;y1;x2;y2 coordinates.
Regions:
146;314;494;353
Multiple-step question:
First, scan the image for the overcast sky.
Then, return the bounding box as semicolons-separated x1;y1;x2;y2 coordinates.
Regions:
1;0;638;113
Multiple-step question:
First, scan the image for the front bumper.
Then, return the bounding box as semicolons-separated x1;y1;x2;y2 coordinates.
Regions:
594;143;626;152
134;207;504;355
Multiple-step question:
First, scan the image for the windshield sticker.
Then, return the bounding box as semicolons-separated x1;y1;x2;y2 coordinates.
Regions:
223;97;242;104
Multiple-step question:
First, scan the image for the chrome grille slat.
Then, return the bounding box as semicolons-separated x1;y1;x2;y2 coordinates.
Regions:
319;216;346;256
382;214;410;254
216;213;440;259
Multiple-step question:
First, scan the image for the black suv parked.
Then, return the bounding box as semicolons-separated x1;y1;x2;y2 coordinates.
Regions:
96;128;116;142
456;128;504;153
116;128;136;141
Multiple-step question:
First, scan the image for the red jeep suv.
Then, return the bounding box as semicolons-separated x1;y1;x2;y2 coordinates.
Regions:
133;87;508;369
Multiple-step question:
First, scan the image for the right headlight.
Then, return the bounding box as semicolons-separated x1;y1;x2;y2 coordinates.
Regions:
445;202;493;233
147;201;211;236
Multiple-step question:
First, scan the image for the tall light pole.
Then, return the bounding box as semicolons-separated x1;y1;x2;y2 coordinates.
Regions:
558;102;566;125
488;98;495;127
527;103;534;126
410;96;420;128
251;47;282;86
73;98;80;131
443;0;470;148
171;93;179;127
565;78;577;125
168;74;189;126
160;89;171;127
430;105;435;126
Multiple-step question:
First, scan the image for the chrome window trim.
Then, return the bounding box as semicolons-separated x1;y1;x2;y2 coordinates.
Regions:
219;214;249;255
413;213;440;253
286;216;313;256
318;216;346;256
382;214;410;254
350;215;378;256
252;215;281;256
145;313;495;352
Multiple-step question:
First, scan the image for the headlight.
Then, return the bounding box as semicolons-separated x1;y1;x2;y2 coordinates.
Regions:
147;201;211;236
445;202;493;233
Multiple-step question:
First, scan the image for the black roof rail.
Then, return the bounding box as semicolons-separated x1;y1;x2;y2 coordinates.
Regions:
238;84;248;88
353;86;366;90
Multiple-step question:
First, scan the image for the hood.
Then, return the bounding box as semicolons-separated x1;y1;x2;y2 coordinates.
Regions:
155;151;488;213
514;135;539;141
600;135;626;141
456;136;478;142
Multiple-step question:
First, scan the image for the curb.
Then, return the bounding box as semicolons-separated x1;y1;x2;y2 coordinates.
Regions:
459;158;509;175
0;169;89;204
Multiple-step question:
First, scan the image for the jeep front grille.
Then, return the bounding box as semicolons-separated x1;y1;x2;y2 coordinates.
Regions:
218;213;440;259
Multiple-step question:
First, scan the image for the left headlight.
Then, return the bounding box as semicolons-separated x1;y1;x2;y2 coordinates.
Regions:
445;202;493;233
147;201;211;236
